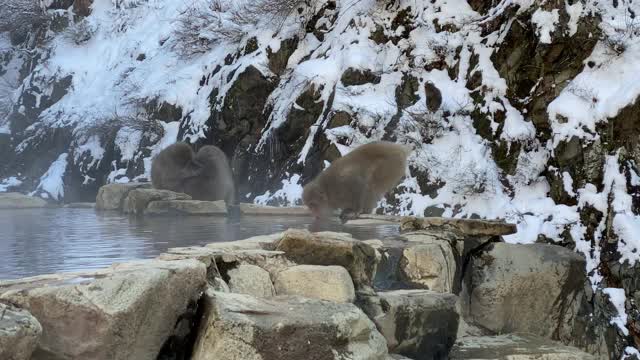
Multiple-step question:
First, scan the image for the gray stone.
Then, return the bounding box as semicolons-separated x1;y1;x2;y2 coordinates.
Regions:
95;182;151;210
0;259;206;360
227;264;275;298
191;290;388;360
274;229;378;290
274;265;356;303
63;202;95;208
399;242;456;293
239;203;311;216
146;200;227;215
462;243;586;342
401;217;517;236
373;290;459;360
0;303;42;360
123;188;191;215
449;334;596;359
0;193;47;209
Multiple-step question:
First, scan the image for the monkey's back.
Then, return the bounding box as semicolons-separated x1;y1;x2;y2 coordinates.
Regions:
318;141;409;209
151;142;194;190
183;145;235;202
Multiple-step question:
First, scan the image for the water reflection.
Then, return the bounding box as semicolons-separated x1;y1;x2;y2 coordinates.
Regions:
0;208;399;280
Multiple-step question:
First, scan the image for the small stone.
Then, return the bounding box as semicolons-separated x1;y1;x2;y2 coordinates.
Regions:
274;265;356;303
95;182;151;211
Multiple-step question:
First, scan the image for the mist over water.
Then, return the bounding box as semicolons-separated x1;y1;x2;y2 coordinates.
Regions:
0;208;399;280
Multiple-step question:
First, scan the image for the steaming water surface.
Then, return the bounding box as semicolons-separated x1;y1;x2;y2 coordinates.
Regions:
0;208;400;280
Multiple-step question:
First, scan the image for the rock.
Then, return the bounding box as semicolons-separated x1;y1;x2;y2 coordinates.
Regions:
0;303;42;360
146;200;227;215
0;193;47;209
239;203;311;216
274;265;356;303
399;242;456;293
373;290;459;360
341;68;382;86
0;259;206;360
462;243;586;342
274;229;378;289
424;82;442;112
401;217;517;236
95;182;151;210
449;334;596;359
63;202;95;208
191;290;388;360
123;188;191;215
345;218;399;225
205;232;283;251
226;264;275;298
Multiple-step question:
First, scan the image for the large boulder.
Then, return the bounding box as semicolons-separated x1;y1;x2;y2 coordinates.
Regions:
0;193;47;209
274;265;356;303
0;259;206;360
145;200;227;215
122;188;191;215
95;182;151;210
274;229;378;290
0;303;42;360
373;290;459;360
226;264;275;298
191;290;389;360
461;243;586;342
449;334;596;359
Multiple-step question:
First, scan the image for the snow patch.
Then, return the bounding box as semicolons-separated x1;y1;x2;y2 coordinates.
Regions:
34;153;69;201
531;9;560;44
603;287;629;336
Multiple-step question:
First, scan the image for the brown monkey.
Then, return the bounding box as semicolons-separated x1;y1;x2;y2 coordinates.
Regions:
151;142;235;204
302;141;410;221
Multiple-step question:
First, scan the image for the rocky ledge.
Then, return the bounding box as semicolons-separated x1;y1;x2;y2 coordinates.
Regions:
0;211;599;360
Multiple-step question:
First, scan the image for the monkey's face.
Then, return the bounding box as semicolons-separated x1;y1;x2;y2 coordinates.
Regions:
302;183;328;219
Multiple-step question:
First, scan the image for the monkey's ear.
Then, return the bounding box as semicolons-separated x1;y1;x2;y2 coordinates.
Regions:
180;160;203;179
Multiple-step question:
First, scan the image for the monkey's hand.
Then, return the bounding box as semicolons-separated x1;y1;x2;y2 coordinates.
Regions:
339;209;360;224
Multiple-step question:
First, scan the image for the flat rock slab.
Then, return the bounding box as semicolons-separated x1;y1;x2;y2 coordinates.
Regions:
192;290;388;360
239;203;311;216
0;193;47;209
275;229;378;289
123;188;191;215
146;200;227;215
449;334;596;359
374;290;459;360
63;202;96;208
401;217;517;236
95;182;151;210
274;265;356;303
0;259;206;360
0;303;42;360
345;218;400;225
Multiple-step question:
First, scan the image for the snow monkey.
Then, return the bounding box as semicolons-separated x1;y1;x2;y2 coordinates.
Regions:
302;141;411;221
151;142;235;204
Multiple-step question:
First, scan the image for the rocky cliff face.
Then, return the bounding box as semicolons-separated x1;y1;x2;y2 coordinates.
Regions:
1;0;640;356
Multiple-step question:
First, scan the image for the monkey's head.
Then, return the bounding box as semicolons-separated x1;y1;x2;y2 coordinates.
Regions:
302;181;329;219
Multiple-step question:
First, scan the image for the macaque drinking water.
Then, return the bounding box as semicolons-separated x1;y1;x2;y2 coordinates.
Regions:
151;142;235;204
302;141;410;221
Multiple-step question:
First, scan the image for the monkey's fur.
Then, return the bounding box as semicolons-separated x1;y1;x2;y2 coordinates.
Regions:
302;141;410;220
151;142;235;204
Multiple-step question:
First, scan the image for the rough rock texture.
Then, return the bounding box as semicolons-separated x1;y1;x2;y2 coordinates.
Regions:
449;334;596;360
274;265;356;303
0;193;47;209
191;290;388;360
400;217;517;237
399;242;456;293
462;243;586;343
0;303;43;360
274;229;379;291
226;264;275;298
0;259;206;360
95;182;151;210
145;199;227;215
123;188;191;215
373;290;459;360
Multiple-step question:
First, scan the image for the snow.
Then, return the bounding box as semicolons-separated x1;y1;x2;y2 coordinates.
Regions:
531;9;560;44
603;287;629;336
34;153;69;200
254;173;303;206
0;177;22;192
